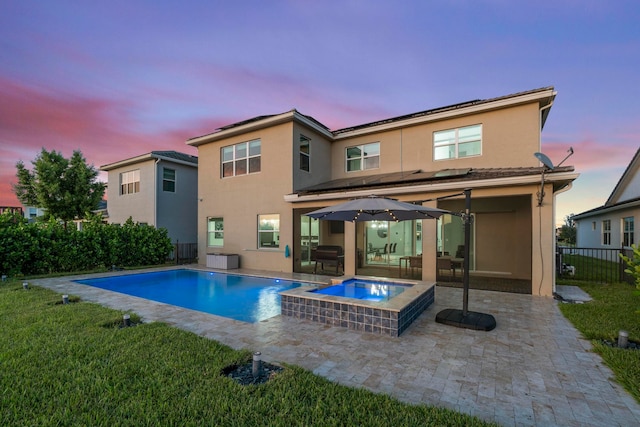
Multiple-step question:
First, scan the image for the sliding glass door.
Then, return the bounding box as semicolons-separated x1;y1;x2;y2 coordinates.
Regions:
364;220;420;266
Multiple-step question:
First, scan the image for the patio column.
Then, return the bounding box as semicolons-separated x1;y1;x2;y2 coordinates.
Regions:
532;185;554;296
344;221;356;276
421;203;438;282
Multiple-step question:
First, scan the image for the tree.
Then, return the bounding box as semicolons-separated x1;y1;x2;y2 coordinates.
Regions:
558;214;576;245
13;148;105;225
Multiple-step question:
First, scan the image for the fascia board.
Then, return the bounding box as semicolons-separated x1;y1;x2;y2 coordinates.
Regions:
284;171;578;203
187;111;333;146
100;154;197;171
100;153;155;171
334;89;557;140
573;199;640;220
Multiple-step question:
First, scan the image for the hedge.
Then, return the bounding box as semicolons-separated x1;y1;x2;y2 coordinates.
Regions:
0;213;173;276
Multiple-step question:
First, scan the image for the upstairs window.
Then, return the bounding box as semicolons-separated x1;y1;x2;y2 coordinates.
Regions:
434;124;482;160
300;135;310;172
623;217;634;247
602;219;611;245
162;168;176;192
346;142;380;172
221;139;261;177
120;170;140;195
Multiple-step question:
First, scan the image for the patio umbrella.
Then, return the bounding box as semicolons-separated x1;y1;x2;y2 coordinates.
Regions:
305;195;449;222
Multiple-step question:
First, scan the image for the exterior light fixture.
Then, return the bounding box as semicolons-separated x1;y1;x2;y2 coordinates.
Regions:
618;330;629;348
62;295;69;304
252;351;262;378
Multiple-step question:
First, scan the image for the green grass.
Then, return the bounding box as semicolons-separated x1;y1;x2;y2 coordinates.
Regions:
560;253;623;283
557;280;640;402
0;280;495;427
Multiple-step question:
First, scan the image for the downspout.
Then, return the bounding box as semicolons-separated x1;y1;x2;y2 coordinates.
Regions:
154;158;160;228
551;182;573;294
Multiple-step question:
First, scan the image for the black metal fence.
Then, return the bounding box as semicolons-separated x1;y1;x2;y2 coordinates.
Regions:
556;246;634;284
168;242;198;264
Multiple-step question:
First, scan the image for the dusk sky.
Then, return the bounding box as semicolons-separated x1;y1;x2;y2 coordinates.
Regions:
1;1;638;226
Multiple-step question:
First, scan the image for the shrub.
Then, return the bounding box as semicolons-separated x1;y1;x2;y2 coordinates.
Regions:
0;213;173;276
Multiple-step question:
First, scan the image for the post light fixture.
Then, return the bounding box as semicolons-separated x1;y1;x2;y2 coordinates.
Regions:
252;351;262;378
618;330;629;349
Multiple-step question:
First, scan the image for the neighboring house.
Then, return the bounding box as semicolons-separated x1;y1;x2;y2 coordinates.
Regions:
100;151;198;244
573;147;639;249
187;87;578;296
22;206;46;221
0;206;24;216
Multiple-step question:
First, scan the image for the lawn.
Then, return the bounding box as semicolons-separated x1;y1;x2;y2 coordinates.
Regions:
0;279;495;427
557;279;640;402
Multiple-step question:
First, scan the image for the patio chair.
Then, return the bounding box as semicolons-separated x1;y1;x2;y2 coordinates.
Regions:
437;257;453;279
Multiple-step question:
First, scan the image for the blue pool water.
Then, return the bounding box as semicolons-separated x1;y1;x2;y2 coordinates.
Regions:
311;279;409;301
74;269;307;323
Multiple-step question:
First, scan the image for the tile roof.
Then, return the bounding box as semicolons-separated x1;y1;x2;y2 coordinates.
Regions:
189;87;555;142
332;86;555;135
151;151;198;164
295;166;574;195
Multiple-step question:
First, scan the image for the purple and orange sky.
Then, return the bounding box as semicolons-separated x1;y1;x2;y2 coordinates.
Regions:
1;1;638;226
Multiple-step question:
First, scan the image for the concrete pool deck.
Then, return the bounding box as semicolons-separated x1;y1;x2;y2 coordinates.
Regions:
31;266;640;427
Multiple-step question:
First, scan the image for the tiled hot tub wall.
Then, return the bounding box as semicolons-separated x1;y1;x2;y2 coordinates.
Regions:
280;280;434;337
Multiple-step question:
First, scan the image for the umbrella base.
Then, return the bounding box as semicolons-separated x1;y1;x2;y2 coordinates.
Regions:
435;308;496;331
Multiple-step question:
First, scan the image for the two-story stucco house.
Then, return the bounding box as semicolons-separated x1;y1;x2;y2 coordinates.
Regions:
573;147;639;249
100;151;198;244
187;87;578;296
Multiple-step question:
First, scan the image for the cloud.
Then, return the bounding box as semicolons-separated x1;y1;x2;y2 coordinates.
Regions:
0;77;198;206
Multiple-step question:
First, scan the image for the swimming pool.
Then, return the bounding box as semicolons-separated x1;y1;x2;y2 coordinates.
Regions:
74;269;308;323
311;278;408;301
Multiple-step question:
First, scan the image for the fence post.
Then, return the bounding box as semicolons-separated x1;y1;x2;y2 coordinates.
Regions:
176;240;179;265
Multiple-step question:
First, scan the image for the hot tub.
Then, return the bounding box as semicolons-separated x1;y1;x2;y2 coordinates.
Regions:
310;278;409;301
280;277;434;337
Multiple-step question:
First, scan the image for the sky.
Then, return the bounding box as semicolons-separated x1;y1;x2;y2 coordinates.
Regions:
1;1;639;226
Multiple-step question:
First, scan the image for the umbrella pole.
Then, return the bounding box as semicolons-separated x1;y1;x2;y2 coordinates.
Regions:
435;188;496;331
462;188;471;316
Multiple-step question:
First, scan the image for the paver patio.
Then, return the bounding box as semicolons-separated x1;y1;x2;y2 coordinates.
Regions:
32;267;640;427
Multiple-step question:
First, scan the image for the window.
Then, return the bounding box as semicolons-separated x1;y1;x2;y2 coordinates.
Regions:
163;168;176;192
299;135;310;172
258;214;279;248
434;124;482;160
602;219;611;245
120;170;140;195
591;221;596;231
207;217;224;246
221;139;261;177
623;217;634;247
346;142;380;172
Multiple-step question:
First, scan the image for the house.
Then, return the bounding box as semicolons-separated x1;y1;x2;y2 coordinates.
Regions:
187;87;578;296
0;206;24;216
100;151;198;244
573;147;639;249
21;206;46;222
